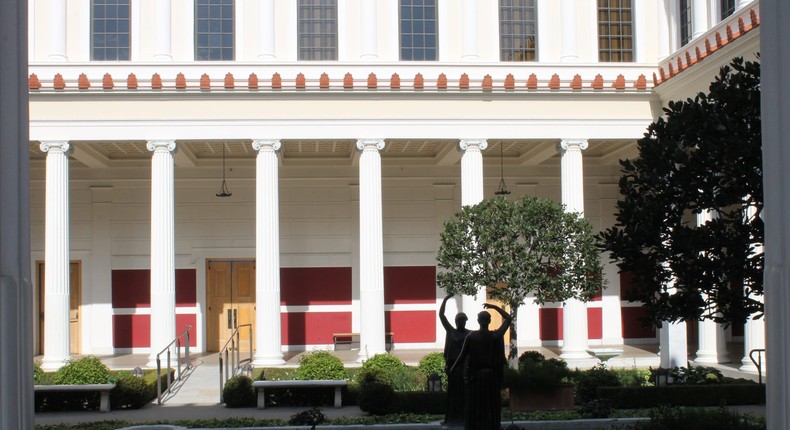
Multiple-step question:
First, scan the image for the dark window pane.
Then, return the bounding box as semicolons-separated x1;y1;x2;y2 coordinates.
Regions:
499;0;537;62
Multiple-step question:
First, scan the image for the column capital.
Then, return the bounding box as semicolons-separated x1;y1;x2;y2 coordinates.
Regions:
559;139;588;152
459;139;488;151
252;139;282;152
356;139;385;151
146;140;176;153
39;140;71;154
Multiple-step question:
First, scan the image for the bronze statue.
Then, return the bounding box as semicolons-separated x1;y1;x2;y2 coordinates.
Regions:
451;303;512;430
439;294;469;426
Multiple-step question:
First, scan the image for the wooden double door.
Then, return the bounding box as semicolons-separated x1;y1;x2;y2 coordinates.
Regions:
206;260;256;352
37;261;82;355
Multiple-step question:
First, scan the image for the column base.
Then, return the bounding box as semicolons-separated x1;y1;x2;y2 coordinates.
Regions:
693;351;721;364
40;355;71;371
253;353;285;366
357;348;387;363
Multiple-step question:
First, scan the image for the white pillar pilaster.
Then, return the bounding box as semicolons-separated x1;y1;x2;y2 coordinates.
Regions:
459;139;488;328
692;0;709;38
694;210;730;364
252;139;285;365
258;0;276;59
657;0;671;59
461;0;478;61
741;203;765;371
560;0;578;63
89;186;114;355
558;139;590;360
659;321;688;368
360;0;378;59
39;141;71;370
48;0;67;60
146;140;176;367
357;139;387;361
154;0;172;61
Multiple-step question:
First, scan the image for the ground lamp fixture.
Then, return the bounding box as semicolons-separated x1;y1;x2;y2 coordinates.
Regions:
427;372;442;392
216;144;232;197
494;142;511;196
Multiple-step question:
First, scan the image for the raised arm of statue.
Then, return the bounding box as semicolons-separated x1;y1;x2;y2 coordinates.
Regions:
484;303;512;335
439;294;454;332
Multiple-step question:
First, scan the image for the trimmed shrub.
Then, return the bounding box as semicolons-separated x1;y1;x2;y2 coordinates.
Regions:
295;351;349;381
597;384;766;409
577;398;614;418
52;356;113;385
358;381;395;415
111;374;151;409
669;365;724;384
223;375;255;408
392;391;447;414
417;352;447;391
356;354;415;391
288;407;326;426
632;406;765;430
505;351;570;392
572;364;621;404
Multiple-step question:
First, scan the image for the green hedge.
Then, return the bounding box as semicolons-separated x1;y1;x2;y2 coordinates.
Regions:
597;384;765;409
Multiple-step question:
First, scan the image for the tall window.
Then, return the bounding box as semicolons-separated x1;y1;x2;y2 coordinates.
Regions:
195;0;234;61
298;0;338;61
720;0;736;19
679;0;692;46
499;0;537;61
597;0;634;62
91;0;130;61
400;0;437;61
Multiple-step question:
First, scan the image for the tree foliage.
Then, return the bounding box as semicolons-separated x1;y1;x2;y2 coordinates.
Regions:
599;57;763;326
436;195;604;360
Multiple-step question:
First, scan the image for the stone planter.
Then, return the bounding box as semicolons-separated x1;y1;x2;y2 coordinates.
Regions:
508;383;575;411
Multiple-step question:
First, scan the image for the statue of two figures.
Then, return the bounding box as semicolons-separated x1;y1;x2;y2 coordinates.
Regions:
440;294;512;430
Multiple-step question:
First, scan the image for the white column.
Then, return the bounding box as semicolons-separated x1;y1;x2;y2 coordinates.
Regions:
39;141;71;370
154;0;172;61
560;0;578;62
459;139;488;328
357;139;387;361
360;0;378;59
258;0;276;59
657;0;671;59
736;0;752;10
89;186;114;355
48;0;67;60
146;140;176;367
601;261;624;345
558;139;590;360
692;0;709;38
659;321;688;368
461;0;478;61
694;210;730;364
252;139;285;365
1;0;34;422
741;203;765;371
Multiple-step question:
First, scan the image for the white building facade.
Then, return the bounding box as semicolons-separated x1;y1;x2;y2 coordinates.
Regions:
27;0;762;369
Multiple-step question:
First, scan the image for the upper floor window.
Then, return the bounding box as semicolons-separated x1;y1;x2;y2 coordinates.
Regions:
597;0;633;62
91;0;130;61
499;0;537;61
720;0;736;20
298;0;338;61
679;0;692;46
195;0;234;61
400;0;437;61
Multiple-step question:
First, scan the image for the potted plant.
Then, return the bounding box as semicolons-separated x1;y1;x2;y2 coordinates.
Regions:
504;351;574;411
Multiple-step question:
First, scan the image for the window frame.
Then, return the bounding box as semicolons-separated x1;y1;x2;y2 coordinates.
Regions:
399;0;438;61
498;0;538;62
194;0;235;61
90;0;131;61
679;0;692;47
597;0;635;63
297;0;339;61
720;0;737;20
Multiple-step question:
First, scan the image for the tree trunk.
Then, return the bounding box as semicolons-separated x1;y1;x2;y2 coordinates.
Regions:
508;305;519;368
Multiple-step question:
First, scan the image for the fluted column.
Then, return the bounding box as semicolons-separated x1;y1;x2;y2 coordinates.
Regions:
39;141;71;370
741;203;765;371
459;139;488;328
461;0;478;61
558;139;590;360
694;210;730;364
657;0;671;59
258;0;276;59
357;139;386;361
154;0;172;60
360;0;378;59
560;0;578;62
48;0;67;60
146;140;176;367
252;139;285;365
691;0;708;38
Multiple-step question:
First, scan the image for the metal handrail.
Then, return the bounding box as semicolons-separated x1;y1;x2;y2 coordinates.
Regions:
219;323;254;403
749;348;766;384
155;325;192;405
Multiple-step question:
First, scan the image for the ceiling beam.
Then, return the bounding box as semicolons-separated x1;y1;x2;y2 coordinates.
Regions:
173;144;198;167
600;141;639;165
435;141;462;166
518;141;558;166
70;144;109;168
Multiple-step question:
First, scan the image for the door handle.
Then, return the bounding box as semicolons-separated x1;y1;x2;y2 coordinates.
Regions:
227;309;233;329
233;309;237;328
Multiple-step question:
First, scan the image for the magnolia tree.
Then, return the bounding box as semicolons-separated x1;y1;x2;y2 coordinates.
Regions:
436;195;604;362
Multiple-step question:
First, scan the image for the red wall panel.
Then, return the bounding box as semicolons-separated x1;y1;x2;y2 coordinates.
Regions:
176;269;197;306
385;311;436;343
113;314;150;348
587;308;603;339
112;269;197;308
176;314;197;339
384;266;437;304
282;312;351;345
621;307;657;339
539;308;563;341
281;267;352;306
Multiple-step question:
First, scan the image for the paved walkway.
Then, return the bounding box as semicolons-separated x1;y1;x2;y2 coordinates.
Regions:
34;345;765;429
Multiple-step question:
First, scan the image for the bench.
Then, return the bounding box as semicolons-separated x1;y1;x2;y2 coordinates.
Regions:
332;332;394;351
34;383;116;412
252;380;348;409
